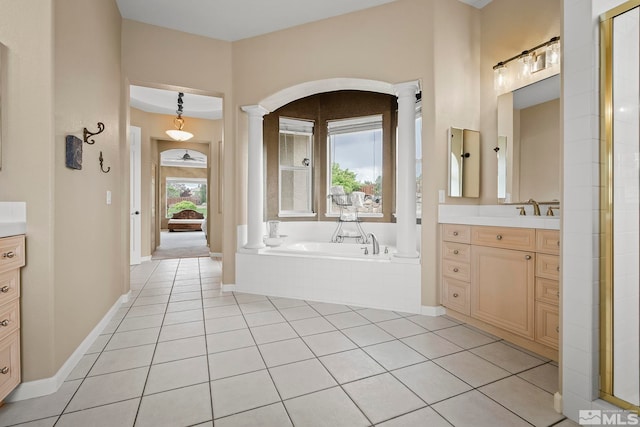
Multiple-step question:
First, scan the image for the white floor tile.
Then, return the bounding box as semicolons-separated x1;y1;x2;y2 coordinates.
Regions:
208;346;265;380
324;311;370;329
433;325;497;349
56;398;139;427
269;359;337;399
284;387;369;427
211;370;280;419
159;320;205;342
258;338;315;367
88;344;155;376
250;322;298;344
362;340;426;370
144;355;209;395
342;373;425;424
205;315;247;334
401;332;464;359
136;383;212;427
471;341;546;373
244;310;286;327
434;391;531;426
0;380;81;426
153;335;207;364
215;402;292;427
517;363;559;394
319;349;385;384
376;318;428;338
434;351;511;387
302;331;358;356
279;305;320;321
357;308;401;323
163;308;204;325
376;407;451;427
392;361;471;404
66;368;147;412
341;324;394;347
289;316;336;336
206;328;255;354
105;328;160;351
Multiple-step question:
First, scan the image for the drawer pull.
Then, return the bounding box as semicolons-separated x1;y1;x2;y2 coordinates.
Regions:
525;255;532;260
453;250;459;255
0;320;9;327
557;266;560;271
0;367;8;375
496;235;503;240
2;251;15;259
556;291;560;297
0;286;9;293
556;326;559;333
452;231;459;236
453;293;459;298
453;268;459;273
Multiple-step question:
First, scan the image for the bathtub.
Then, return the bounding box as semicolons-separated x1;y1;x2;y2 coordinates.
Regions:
236;240;421;313
263;241;396;260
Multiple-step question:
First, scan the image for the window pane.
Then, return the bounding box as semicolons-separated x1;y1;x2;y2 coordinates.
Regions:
280;133;311;167
280;169;311;211
328;115;383;215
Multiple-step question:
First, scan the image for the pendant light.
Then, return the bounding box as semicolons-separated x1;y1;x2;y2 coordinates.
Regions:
166;92;194;141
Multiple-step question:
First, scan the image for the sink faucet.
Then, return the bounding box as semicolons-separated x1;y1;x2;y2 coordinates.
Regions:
527;199;541;216
367;233;380;255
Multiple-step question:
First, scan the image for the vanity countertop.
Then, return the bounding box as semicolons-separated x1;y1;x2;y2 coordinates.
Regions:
438;204;560;230
0;202;27;238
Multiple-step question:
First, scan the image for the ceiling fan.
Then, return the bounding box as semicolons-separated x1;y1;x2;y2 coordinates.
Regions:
176;150;205;162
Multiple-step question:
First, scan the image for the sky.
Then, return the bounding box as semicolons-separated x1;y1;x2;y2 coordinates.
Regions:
330;129;382;183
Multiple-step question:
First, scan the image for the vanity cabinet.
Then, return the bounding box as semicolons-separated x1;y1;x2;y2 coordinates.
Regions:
0;235;24;402
441;225;559;357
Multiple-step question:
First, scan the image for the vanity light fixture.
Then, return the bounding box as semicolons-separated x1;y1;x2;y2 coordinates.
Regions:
166;92;194;142
493;36;560;90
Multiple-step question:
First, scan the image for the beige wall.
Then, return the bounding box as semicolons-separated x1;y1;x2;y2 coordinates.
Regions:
130;108;223;254
0;0;55;381
122;20;235;281
479;0;561;204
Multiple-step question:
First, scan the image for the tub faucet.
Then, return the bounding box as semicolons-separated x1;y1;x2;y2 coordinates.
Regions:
367;233;379;255
527;199;541;216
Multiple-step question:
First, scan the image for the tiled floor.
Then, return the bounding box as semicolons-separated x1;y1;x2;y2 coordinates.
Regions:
0;257;580;427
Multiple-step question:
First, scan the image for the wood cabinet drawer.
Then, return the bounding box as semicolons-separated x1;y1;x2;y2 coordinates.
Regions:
442;241;470;263
0;235;25;274
442;277;470;316
536;253;559;280
535;302;559;350
442;259;470;282
442;224;471;244
536;229;560;255
0;270;19;305
0;300;19;342
0;332;20;402
535;277;559;305
471;226;535;251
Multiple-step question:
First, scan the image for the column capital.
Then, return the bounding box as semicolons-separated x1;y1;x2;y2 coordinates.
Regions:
393;80;420;98
241;104;270;117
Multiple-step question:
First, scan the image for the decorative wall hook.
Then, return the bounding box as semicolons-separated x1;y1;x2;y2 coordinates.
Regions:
83;122;105;145
99;151;111;173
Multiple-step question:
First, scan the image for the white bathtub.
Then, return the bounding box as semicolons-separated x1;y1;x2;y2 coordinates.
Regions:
236;240;421;313
263;241;396;260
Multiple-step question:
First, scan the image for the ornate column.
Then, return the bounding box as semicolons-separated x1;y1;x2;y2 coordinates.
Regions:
394;81;420;258
241;105;269;249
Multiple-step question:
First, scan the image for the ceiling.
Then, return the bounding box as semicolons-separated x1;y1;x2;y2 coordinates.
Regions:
125;0;491;118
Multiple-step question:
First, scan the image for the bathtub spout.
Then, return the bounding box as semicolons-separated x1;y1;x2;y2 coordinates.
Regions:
367;233;380;255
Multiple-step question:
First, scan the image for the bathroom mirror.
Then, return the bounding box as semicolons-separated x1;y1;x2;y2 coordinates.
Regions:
448;127;480;198
497;74;560;202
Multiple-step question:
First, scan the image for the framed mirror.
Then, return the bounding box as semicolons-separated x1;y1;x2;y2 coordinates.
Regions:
497;74;560;202
448;127;480;198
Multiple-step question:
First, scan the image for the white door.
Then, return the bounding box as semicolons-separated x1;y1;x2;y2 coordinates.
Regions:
130;126;142;265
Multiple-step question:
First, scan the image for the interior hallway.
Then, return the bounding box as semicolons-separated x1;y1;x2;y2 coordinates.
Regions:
0;257;579;427
152;231;209;260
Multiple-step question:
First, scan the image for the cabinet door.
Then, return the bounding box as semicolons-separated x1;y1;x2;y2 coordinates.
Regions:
442;277;470;315
535;302;559;350
471;246;535;339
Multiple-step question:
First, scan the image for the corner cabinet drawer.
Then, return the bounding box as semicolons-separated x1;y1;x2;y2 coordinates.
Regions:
0;332;20;401
442;259;471;282
471;226;536;251
535;277;559;305
442;241;470;263
442;277;470;316
0;235;25;274
536;230;560;255
536;254;560;280
442;224;471;244
0;270;19;305
535;302;559;350
0;300;19;341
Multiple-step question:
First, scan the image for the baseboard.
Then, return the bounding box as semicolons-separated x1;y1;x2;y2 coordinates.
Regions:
421;305;446;316
6;291;132;402
221;283;236;292
210;252;222;258
554;392;562;413
140;255;152;262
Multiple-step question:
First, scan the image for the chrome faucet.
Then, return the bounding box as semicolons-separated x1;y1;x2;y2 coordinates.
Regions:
527;199;541;216
367;233;380;255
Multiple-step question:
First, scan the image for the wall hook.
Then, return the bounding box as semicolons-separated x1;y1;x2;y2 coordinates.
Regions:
494;146;500;152
83;122;105;145
99;151;111;173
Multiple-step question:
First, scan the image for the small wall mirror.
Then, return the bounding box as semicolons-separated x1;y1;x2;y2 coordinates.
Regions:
448;127;480;198
497;74;560;202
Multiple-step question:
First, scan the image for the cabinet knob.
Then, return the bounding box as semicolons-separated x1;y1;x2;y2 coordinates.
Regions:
525;255;532;260
557;266;560;271
0;286;9;293
453;231;459;236
2;251;15;259
556;291;560;297
0;320;9;327
556;326;560;333
453;267;459;273
496;235;503;240
453;293;459;298
0;367;8;375
453;250;459;255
